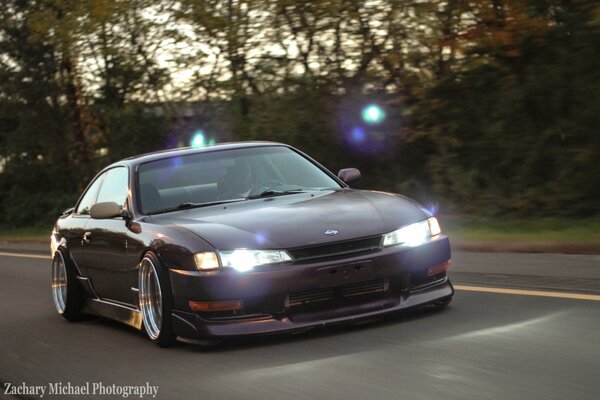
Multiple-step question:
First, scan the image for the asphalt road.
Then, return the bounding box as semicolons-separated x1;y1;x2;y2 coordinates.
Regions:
1;248;599;400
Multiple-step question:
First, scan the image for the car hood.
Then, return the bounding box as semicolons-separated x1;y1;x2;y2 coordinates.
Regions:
149;189;428;250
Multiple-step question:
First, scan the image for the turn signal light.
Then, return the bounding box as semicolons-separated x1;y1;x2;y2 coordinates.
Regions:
188;300;243;312
427;260;451;277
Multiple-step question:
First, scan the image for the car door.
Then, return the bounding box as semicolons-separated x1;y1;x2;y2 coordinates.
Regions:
63;172;106;275
82;167;138;304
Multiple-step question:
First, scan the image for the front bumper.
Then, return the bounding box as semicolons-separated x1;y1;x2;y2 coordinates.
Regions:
169;236;453;339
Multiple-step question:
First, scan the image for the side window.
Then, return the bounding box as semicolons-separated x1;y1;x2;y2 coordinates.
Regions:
96;167;129;208
76;173;105;215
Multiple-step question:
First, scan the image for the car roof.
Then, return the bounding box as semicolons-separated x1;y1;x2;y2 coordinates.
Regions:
106;141;287;169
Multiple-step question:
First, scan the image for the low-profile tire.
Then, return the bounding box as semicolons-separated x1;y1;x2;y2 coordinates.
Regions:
433;296;453;309
52;251;83;321
138;252;176;347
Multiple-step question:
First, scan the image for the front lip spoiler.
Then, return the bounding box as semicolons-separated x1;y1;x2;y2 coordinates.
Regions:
171;279;454;340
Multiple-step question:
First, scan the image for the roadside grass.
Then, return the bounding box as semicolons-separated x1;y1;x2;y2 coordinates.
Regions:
0;227;50;242
442;217;600;242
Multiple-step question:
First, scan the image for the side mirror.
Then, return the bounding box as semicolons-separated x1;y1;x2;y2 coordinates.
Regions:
90;202;124;219
338;168;361;185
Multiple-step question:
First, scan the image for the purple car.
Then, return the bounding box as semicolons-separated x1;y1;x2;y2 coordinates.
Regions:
51;142;453;346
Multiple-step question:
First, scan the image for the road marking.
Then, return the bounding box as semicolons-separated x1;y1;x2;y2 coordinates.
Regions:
0;251;50;260
455;284;600;301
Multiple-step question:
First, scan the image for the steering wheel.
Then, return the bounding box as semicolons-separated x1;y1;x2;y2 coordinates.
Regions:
248;179;286;197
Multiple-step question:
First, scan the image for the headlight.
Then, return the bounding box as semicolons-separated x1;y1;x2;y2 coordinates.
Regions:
382;217;441;248
194;252;220;270
219;249;292;272
194;250;293;272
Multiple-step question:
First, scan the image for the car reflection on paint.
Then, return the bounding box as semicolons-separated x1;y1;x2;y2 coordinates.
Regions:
51;142;453;347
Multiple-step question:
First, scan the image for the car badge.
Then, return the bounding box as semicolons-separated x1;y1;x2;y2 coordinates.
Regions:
325;229;338;236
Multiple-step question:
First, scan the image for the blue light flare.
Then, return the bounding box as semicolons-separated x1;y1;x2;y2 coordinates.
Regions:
191;131;206;148
362;104;385;124
424;203;439;216
254;232;268;245
170;157;183;168
351;127;366;143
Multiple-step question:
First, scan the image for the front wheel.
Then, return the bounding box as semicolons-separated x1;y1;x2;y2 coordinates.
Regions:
138;252;176;347
51;251;83;321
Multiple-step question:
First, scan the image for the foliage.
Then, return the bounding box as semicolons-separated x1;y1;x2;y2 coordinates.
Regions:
1;0;599;228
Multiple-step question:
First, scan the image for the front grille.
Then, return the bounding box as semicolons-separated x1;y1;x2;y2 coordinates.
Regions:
286;278;390;308
288;236;382;261
341;279;390;297
286;288;335;307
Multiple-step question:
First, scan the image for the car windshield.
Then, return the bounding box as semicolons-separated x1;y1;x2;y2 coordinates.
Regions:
137;146;342;214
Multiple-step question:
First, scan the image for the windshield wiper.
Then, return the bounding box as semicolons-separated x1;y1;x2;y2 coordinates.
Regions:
147;198;246;215
247;189;306;200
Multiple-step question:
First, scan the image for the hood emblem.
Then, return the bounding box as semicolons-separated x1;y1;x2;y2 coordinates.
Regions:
325;229;338;236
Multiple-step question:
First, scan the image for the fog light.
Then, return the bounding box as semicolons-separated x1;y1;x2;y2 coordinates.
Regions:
188;300;243;312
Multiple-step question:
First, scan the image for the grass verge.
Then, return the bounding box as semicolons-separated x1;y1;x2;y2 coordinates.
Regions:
0;227;50;242
442;216;600;242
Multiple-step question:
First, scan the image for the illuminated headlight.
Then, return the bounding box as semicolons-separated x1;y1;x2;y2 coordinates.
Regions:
219;249;292;272
194;252;220;271
383;217;442;248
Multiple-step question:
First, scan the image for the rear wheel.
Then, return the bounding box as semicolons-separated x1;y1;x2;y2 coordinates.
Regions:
138;252;176;347
51;251;83;321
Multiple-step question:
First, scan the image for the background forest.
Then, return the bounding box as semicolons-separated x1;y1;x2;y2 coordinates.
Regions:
1;0;599;228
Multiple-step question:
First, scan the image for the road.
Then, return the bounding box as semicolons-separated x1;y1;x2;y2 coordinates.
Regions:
1;247;599;400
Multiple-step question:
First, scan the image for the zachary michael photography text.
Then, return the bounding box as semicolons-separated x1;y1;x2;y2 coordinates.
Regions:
3;381;159;398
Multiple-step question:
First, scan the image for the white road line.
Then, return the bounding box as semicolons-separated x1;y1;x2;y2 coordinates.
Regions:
0;251;50;260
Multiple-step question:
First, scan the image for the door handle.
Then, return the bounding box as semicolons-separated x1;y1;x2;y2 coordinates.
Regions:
82;232;92;244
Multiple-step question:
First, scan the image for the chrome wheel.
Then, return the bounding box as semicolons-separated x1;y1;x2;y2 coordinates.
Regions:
139;257;163;340
51;254;67;314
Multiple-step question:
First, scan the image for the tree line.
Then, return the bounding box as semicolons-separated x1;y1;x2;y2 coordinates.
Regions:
1;0;599;228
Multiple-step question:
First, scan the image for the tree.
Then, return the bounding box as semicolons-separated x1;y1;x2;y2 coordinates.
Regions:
0;0;174;227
